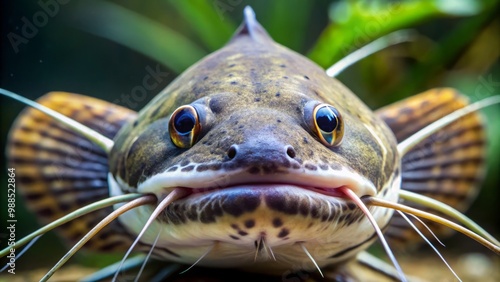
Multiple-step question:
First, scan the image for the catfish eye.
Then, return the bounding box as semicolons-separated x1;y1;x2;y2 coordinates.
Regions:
312;104;344;147
169;105;201;148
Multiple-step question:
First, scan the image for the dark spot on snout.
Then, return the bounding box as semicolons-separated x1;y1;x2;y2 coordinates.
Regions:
330;163;342;170
196;165;210;172
181;165;194;172
167;166;178;172
244;219;255;228
305;163;317;171
272;218;283;227
278;228;289;238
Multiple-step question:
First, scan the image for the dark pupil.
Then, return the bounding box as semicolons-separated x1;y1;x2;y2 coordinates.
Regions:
316;106;337;132
174;109;195;134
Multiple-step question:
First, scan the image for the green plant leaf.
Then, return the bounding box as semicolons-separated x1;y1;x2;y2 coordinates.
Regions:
71;1;207;73
308;0;485;68
386;10;498;101
260;0;314;51
167;0;236;51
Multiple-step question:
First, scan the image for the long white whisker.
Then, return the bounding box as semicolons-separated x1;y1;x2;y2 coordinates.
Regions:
398;211;461;281
260;238;276;261
407;213;445;247
267;242;276;261
0;88;114;153
254;238;262;262
398;96;500;156
41;195;157;282
0;194;144;258
134;230;162;282
365;197;500;253
326;29;416;77
339;187;407;282
399;190;500;246
113;188;189;282
179;244;214;274
300;243;323;278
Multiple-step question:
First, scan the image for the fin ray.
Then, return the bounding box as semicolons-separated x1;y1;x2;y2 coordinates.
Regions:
7;92;138;252
376;88;487;246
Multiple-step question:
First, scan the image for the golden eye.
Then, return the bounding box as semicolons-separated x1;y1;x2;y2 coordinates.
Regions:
169;105;201;148
312;104;344;147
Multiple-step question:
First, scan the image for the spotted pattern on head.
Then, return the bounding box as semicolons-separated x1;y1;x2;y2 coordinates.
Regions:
105;8;400;273
109;21;398;195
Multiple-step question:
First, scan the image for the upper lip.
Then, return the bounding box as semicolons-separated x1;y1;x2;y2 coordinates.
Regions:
137;166;377;198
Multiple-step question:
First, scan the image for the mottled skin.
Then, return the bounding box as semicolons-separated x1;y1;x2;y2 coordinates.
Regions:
110;21;398;190
106;12;399;273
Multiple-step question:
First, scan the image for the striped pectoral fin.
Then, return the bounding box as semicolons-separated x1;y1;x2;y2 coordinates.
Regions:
375;88;487;246
7;92;138;252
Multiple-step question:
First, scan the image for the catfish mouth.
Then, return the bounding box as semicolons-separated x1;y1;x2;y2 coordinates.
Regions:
184;184;347;198
128;165;378;199
152;184;363;229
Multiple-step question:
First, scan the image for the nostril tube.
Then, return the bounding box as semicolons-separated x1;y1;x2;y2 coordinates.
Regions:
286;145;296;159
227;145;238;159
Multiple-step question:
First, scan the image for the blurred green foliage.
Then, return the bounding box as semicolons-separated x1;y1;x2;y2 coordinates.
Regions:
1;0;499;272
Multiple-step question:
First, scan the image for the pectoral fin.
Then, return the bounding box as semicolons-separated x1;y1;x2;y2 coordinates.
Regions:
7;92;137;252
376;88;487;246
